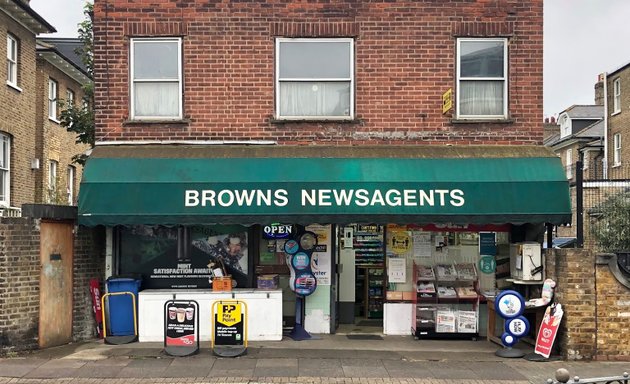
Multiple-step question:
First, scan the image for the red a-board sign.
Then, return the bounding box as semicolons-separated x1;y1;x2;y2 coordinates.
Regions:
534;303;563;358
89;279;103;338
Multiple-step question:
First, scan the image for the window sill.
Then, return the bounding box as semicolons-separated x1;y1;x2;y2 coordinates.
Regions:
612;163;622;168
6;81;22;93
451;118;514;124
270;117;359;124
123;118;191;126
48;117;61;125
611;110;621;116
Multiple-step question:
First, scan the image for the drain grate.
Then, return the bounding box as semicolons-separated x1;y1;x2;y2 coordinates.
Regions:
346;334;383;340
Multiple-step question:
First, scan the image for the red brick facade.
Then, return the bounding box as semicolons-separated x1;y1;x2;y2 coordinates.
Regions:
93;0;544;145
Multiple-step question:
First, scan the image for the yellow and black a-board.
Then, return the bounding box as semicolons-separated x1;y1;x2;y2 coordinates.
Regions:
211;300;247;357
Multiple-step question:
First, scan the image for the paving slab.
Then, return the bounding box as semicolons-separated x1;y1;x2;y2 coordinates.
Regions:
208;368;255;377
342;365;390;377
298;367;346;377
256;358;298;368
340;358;385;367
426;361;482;380
161;365;213;378
0;358;49;378
382;359;433;378
298;358;342;369
254;366;299;377
212;357;257;370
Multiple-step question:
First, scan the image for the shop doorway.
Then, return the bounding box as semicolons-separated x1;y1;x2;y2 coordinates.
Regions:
38;220;74;348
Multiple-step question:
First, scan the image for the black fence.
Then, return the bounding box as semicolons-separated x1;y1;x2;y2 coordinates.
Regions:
562;161;630;253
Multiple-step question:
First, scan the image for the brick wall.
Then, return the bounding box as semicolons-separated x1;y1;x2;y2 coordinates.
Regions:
545;248;597;360
0;217;105;355
595;263;630;360
0;218;41;354
72;226;106;341
93;0;544;145
1;13;38;207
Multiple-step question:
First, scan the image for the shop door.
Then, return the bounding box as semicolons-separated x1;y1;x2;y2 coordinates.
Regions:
39;221;74;348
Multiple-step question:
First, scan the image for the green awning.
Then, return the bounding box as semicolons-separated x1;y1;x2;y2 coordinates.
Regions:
78;145;571;226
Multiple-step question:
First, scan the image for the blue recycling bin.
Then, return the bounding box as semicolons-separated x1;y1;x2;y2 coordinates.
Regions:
106;276;141;336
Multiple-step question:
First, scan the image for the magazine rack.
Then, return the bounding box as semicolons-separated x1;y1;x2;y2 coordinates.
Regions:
412;261;479;340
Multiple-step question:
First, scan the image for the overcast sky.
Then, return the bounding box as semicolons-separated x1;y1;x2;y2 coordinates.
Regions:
29;1;630;119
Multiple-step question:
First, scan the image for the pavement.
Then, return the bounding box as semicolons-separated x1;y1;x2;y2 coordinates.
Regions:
1;334;628;384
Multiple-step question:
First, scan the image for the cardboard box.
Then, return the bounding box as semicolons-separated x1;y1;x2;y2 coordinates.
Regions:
402;291;415;301
213;276;232;291
386;291;403;301
257;274;279;289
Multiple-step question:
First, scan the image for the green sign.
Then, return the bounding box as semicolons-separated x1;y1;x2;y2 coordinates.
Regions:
79;156;571;226
479;255;496;274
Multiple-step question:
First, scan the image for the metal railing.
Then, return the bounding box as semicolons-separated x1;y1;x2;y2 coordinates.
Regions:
548;369;629;384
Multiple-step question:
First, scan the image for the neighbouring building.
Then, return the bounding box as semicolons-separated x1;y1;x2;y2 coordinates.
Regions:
1;0;99;354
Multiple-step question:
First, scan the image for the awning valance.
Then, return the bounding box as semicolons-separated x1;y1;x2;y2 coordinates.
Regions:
78;145;571;227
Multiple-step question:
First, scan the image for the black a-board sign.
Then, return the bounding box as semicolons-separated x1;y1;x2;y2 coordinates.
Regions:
164;300;199;356
211;300;247;357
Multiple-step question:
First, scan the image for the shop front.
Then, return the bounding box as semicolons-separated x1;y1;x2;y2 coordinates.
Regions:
78;145;571;341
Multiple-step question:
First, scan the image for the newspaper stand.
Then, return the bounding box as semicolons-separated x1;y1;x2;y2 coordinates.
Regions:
101;291;138;344
211;300;247;357
164;300;200;356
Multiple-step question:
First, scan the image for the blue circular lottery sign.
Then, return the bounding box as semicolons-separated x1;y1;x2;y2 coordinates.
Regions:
292;252;310;270
505;316;530;338
284;240;299;255
495;290;525;319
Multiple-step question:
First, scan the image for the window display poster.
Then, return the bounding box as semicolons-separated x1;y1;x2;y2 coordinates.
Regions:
306;224;331;285
388;257;406;283
479;232;497;255
412;231;433;259
118;225;249;289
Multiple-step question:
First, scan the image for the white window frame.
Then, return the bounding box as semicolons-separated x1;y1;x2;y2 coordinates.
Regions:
0;133;10;207
613;78;621;114
275;37;355;120
67;165;75;205
613;133;621;166
560;114;570;138
566;149;573;179
66;89;75;106
456;38;508;120
7;34;18;87
583;151;589;170
48;79;58;121
130;37;183;120
48;160;58;202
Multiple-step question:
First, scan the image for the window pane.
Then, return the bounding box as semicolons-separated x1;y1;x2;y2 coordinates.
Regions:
280;81;350;117
134;41;179;79
459;80;504;116
0;137;7;168
460;41;504;78
0;170;5;201
134;82;179;117
279;41;351;78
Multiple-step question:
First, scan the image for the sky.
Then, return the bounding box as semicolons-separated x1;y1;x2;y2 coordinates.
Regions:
28;0;630;119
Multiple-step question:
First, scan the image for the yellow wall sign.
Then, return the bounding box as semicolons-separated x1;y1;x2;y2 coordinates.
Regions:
217;302;242;327
442;89;453;114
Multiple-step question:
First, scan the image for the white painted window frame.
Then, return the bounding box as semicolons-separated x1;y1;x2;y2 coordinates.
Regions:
6;34;18;87
566;149;573;179
48;160;58;202
130;37;183;120
613;133;621;167
48;79;58;121
0;133;10;207
275;37;355;120
456;38;508;120
67;165;75;205
613;78;621;114
66;88;75;106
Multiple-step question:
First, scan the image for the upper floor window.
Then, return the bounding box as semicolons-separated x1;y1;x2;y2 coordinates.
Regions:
613;133;621;166
48;79;58;121
457;38;508;119
48;160;58;203
67;165;75;205
566;148;573;179
613;78;621;114
6;34;18;87
0;133;10;206
130;38;182;120
275;38;354;120
66;89;75;106
560;114;570;138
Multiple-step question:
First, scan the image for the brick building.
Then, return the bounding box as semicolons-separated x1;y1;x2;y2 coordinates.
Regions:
606;63;630;178
0;1;98;354
78;0;593;355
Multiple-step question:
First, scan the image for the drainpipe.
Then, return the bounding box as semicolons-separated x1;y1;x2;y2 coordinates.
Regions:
603;72;609;179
